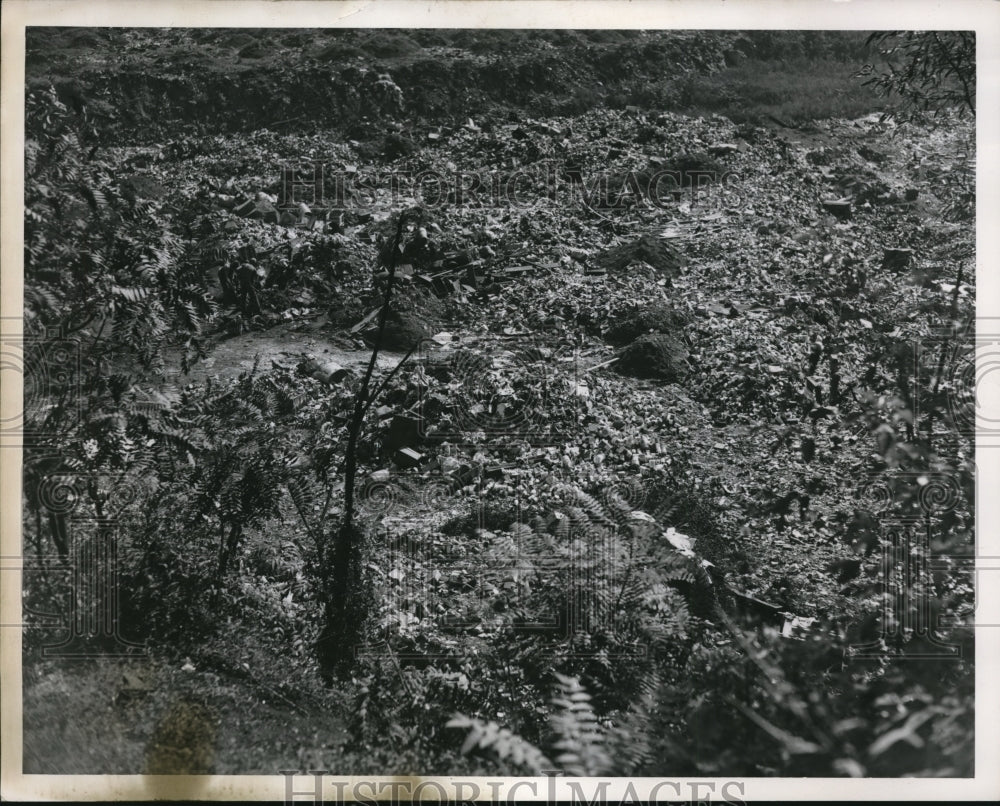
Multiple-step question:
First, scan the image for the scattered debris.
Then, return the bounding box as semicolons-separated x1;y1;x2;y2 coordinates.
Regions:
301;357;350;384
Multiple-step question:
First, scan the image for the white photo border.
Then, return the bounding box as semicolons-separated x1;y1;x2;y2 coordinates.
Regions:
2;0;998;800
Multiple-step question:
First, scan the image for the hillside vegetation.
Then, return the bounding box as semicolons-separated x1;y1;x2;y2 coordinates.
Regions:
21;29;974;777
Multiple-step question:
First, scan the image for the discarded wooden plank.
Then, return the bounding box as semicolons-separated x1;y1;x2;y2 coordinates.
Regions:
708;142;739;156
583;356;621;374
729;589;784;624
350;307;381;334
394;447;424;468
821;198;852;221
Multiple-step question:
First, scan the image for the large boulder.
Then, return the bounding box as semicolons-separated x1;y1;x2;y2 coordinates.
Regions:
605;302;691;346
379;310;433;350
360;287;447;351
594;233;686;279
617;333;690;382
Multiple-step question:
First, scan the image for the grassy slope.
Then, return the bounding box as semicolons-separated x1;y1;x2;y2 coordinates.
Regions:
25;28;887;139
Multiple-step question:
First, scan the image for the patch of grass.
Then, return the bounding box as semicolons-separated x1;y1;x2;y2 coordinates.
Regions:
677;57;887;123
628;56;886;123
22;646;358;774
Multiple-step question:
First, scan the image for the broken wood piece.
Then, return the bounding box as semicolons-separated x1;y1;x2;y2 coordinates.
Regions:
583;356;621;374
394;447;424;468
350;307;381;334
821;198;852;221
729;589;784;625
708;142;739;156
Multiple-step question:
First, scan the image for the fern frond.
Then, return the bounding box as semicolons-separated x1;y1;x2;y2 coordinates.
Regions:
549;672;613;776
605;669;662;775
111;284;152;304
447;714;551;773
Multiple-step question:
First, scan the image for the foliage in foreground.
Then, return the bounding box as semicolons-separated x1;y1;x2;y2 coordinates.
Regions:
860;31;975;119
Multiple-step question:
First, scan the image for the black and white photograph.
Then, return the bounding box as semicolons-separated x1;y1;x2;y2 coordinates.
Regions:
2;0;999;801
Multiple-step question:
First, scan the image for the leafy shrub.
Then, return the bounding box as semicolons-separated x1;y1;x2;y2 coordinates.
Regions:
860;32;975;118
